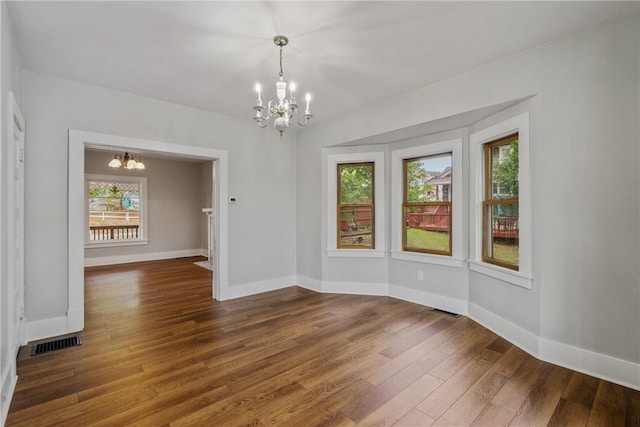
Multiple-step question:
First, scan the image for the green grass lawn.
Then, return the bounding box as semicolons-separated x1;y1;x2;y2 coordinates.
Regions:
406;228;450;252
491;242;519;265
407;228;519;266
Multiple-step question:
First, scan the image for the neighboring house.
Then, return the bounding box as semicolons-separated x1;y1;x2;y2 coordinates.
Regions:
425;166;452;202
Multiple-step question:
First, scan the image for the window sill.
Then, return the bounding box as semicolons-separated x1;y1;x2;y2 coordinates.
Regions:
85;239;149;249
468;260;532;289
390;250;465;268
326;249;386;258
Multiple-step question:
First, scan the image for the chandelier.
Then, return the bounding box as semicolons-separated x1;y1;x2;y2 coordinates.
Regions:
253;35;313;136
108;152;145;170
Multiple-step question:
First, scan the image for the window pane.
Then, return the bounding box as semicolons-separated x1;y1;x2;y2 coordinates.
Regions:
490;140;519;199
339;206;373;248
89;180;140;241
485;203;519;267
404;205;451;253
339;163;373;204
405;154;452;203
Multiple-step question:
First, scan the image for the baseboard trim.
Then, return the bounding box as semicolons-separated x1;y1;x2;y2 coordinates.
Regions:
296;275;322;293
221;275;298;301
84;249;203;267
389;284;468;316
1;371;17;426
321;280;389;296
539;338;640;391
468;302;640;391
467;302;540;357
26;316;69;342
67;308;84;333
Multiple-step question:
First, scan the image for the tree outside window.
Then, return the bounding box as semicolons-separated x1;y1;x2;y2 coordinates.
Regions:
483;134;519;269
403;153;453;255
337;163;374;249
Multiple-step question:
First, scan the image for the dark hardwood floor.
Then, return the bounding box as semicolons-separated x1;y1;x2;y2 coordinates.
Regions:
7;257;640;426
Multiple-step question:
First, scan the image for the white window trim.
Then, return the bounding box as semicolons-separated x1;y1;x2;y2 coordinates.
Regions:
469;112;532;288
391;138;464;267
85;173;149;248
327;152;385;257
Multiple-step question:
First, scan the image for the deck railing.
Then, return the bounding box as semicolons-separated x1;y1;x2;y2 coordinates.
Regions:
407;213;519;239
89;225;139;241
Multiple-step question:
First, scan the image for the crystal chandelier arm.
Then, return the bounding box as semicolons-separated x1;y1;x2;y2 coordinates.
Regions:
253;106;269;121
297;113;313;126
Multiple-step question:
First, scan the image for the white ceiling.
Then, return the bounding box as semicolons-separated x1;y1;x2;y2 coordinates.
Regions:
7;1;638;124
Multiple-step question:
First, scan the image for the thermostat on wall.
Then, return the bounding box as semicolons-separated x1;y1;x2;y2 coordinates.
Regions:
229;197;238;204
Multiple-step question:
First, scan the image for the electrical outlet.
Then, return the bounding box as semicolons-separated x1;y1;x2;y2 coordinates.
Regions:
417;270;424;281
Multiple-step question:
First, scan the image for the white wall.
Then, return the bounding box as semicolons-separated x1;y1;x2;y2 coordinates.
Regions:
297;13;640;387
0;2;23;423
23;71;298;325
84;150;205;261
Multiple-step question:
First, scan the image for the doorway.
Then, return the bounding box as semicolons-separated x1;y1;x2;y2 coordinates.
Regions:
68;130;229;333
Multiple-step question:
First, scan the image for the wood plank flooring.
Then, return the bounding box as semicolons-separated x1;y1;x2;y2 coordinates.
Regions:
7;257;640;426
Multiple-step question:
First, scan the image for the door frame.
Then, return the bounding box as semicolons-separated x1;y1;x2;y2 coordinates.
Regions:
68;130;229;333
8;92;26;349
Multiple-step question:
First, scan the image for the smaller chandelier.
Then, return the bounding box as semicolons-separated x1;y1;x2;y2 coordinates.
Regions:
253;35;313;136
108;152;145;170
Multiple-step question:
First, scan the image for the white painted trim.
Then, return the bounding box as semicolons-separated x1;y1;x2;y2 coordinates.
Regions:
69;130;230;334
326;249;385;258
389;284;468;315
326;151;385;255
67;308;83;334
221;275;298;301
84;249;204;267
469;112;532;288
467;302;539;357
26;316;69;342
469;261;532;289
468;302;640;391
295;276;322;293
391;250;466;268
0;373;17;427
85;239;149;249
539;338;640;391
389;285;467;316
391;138;464;263
199;248;208;257
321;281;389;296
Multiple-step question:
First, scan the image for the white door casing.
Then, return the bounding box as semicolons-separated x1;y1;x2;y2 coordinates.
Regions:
8;91;26;352
67;130;229;336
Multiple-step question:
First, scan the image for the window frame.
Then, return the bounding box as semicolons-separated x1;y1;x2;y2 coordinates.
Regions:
326;152;385;258
391;138;464;267
337;162;375;250
85;173;149;248
402;153;453;256
482;133;519;270
470;112;531;288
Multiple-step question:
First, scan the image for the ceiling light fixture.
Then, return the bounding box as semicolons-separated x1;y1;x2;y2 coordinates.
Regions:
108;152;145;170
253;35;313;136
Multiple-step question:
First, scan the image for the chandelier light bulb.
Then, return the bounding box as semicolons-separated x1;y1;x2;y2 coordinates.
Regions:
289;82;296;102
255;83;262;105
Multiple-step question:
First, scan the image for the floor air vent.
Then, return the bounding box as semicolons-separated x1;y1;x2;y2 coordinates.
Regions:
430;308;461;318
31;335;82;356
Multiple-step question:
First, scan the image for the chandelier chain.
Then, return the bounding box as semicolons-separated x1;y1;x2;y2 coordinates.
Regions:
279;45;284;78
